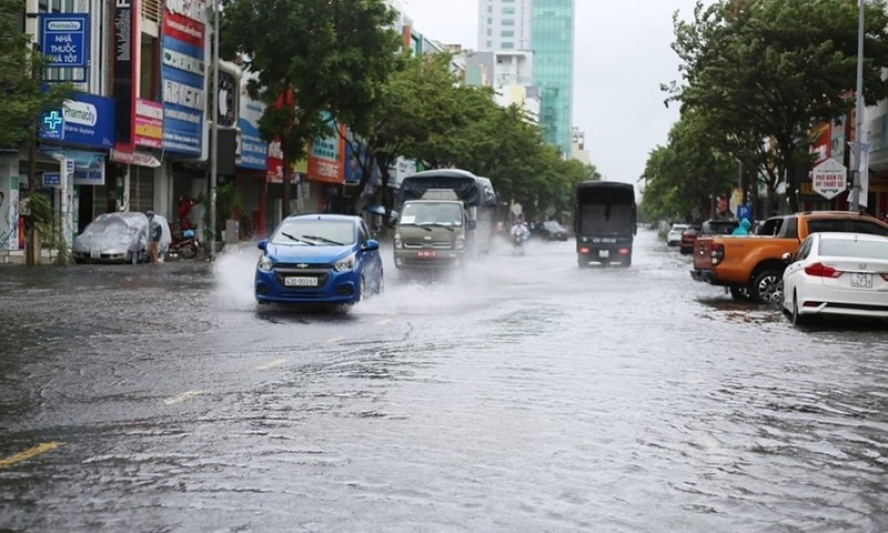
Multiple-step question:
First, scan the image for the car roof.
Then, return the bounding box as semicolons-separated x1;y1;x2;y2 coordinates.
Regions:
283;214;360;223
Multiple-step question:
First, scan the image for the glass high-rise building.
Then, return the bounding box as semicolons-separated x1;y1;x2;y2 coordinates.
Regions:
477;0;574;156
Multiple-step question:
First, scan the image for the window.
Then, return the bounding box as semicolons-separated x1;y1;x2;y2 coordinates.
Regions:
501;42;514;49
502;18;515;26
502;7;515;14
501;30;514;37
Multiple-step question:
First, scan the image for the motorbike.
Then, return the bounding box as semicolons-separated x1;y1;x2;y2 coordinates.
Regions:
511;231;528;256
168;229;200;260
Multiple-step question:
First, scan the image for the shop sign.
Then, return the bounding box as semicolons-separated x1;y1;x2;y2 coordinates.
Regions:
135;99;164;149
811;158;847;200
39;92;115;149
238;78;267;171
161;5;206;157
40;13;89;70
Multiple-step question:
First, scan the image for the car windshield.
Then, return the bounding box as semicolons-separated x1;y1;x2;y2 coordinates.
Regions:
271;220;355;246
399;202;463;226
819;239;888;259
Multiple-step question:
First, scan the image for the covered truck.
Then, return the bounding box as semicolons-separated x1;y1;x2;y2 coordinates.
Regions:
394;169;497;269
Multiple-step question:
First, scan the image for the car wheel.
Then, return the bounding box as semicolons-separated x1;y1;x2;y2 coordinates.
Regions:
791;292;810;326
750;269;783;305
358;274;367;303
130;250;139;265
376;271;384;295
180;242;198;260
729;286;749;301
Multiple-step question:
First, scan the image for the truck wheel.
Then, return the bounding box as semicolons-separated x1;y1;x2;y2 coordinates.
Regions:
750;269;783;305
729;286;749;301
577;254;588;269
621;254;632;267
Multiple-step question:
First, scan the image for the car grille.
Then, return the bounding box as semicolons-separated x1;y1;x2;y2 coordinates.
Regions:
403;241;453;250
273;268;330;288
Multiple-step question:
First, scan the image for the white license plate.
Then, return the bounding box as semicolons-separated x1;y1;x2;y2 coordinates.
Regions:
90;250;100;259
285;276;318;287
850;272;873;288
599;250;610;258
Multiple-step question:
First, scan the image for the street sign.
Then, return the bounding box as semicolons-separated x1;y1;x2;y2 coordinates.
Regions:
43;172;61;187
811;158;847;200
40;14;89;69
737;204;752;221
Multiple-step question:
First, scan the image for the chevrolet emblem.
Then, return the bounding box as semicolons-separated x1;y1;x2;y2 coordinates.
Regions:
296;263;309;268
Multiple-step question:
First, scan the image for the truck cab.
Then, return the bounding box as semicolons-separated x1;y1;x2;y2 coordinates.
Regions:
393;190;476;270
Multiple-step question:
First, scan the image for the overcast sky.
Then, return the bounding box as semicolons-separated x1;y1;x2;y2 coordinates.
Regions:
401;0;707;186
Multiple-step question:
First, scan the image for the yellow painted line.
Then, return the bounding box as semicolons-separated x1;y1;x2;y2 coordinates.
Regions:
375;318;393;326
163;390;208;405
327;336;346;344
0;442;64;469
256;358;288;370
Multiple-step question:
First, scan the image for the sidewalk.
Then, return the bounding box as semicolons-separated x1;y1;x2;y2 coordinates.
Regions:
0;250;58;265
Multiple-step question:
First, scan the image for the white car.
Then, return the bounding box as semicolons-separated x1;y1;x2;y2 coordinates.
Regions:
666;224;690;246
782;232;888;326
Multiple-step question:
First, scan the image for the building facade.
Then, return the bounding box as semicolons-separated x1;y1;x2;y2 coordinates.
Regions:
477;0;575;156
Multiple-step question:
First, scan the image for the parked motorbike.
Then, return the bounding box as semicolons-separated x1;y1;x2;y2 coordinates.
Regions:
168;229;200;260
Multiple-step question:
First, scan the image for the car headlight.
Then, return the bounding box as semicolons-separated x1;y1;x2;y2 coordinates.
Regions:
257;254;273;272
454;236;465;250
334;252;356;272
394;233;403;249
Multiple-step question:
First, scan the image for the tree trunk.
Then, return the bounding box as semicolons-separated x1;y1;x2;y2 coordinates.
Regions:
26;130;40;266
282;137;292;218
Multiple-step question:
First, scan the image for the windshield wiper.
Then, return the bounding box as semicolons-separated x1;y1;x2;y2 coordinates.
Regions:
300;234;345;246
281;231;315;245
418;223;454;232
401;222;433;231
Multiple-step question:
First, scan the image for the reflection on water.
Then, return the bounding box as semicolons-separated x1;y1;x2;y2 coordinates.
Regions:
1;230;888;532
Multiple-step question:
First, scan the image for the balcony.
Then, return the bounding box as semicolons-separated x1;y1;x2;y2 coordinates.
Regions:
141;0;163;37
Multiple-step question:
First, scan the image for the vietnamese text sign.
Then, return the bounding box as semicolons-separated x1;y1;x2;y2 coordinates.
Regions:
161;7;206;157
811;158;847;200
39;92;116;149
40;14;89;68
135;99;164;149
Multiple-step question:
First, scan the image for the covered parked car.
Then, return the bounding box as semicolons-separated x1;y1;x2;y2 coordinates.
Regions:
254;214;383;306
782;232;888;326
73;212;171;264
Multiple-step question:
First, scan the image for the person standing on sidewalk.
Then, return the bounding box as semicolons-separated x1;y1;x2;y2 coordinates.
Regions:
146;211;163;264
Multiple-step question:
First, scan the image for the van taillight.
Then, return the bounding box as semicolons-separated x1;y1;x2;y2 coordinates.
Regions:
710;244;725;266
804;263;841;278
619;247;629;255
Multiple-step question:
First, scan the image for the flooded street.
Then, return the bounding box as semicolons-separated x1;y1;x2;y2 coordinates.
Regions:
1;228;887;532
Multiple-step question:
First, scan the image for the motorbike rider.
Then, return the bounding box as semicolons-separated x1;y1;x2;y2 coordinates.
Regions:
510;215;530;246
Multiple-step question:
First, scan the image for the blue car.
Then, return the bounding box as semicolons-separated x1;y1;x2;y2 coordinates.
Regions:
254;214;384;305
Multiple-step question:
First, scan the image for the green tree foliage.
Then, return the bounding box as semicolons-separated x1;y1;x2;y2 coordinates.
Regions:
0;0;70;148
666;0;888;213
641;110;737;222
219;0;402;216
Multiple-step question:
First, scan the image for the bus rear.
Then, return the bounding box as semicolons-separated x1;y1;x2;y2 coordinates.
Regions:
575;182;637;268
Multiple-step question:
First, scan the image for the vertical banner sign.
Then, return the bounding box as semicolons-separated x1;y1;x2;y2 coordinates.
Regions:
161;0;207;157
40;13;89;81
238;76;267;171
113;0;136;149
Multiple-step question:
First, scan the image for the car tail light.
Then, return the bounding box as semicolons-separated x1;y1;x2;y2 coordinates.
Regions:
619;247;629;255
881;273;888;281
580;246;590;253
804;262;841;278
710;243;725;266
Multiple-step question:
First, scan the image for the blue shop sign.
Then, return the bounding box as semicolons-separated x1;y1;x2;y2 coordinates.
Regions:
39;92;115;149
40;13;89;69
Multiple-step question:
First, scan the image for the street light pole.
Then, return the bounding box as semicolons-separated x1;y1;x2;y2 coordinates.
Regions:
209;0;219;258
851;0;865;212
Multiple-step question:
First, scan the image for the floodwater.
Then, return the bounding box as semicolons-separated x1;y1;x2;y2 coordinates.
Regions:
1;229;887;532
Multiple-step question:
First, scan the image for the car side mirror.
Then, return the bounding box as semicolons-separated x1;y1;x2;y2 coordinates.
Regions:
782;252;792;264
466;219;477;231
363;239;380;252
257;239;268;251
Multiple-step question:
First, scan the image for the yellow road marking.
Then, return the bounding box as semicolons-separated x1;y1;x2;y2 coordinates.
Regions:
327;336;346;344
256;358;288;370
163;390;208;405
375;318;393;326
0;442;63;469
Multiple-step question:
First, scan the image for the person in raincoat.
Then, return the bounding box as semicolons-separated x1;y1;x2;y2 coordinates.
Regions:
732;218;752;236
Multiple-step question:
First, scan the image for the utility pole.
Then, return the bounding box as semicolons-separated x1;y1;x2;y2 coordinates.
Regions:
850;0;865;213
26;41;40;266
209;0;219;259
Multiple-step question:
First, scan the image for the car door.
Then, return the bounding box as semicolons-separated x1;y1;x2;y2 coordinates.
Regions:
359;221;382;289
783;236;814;305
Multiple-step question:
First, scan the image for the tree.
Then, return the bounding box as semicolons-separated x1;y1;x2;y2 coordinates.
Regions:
220;0;401;216
1;0;72;265
667;0;888;213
